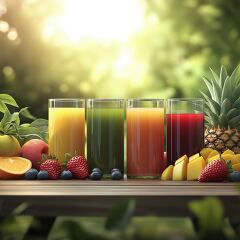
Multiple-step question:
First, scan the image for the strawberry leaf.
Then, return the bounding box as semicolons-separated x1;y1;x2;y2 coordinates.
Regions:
42;153;48;161
62;153;72;168
226;160;233;173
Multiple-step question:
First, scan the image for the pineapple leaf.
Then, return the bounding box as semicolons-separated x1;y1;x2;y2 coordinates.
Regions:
233;96;240;108
219;65;228;88
205;109;219;128
202;77;215;99
227;108;239;119
211;79;221;104
203;76;221;104
219;113;228;128
229;115;240;128
232;84;240;102
205;116;214;127
229;65;240;88
200;91;220;115
209;67;221;88
221;76;232;104
220;99;231;115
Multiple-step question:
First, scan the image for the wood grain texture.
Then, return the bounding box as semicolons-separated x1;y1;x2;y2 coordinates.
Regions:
0;180;239;217
0;180;238;196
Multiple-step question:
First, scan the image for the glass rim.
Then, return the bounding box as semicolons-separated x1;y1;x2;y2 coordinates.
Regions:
49;98;85;102
167;98;203;102
128;98;165;101
87;98;125;102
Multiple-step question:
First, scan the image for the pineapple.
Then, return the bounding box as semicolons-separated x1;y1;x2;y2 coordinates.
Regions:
202;65;240;154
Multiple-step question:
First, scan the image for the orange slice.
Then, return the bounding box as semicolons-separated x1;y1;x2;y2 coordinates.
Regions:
0;157;32;179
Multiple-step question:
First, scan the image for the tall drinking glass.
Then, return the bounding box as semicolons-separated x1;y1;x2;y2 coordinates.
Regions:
49;99;85;164
127;99;165;179
167;98;204;165
87;99;124;177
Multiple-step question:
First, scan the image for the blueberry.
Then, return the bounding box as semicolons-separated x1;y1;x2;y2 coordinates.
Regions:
92;168;103;176
37;170;48;180
229;171;240;182
61;170;73;180
89;171;102;180
25;168;38;180
111;168;120;174
111;170;123;180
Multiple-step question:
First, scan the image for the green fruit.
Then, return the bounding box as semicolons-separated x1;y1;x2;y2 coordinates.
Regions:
0;135;21;157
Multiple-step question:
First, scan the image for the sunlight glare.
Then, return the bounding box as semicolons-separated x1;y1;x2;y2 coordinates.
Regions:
43;0;144;42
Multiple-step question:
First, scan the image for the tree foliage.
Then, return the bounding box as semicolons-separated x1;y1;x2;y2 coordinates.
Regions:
0;0;239;117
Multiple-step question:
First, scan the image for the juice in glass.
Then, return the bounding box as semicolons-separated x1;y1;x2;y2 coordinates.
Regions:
49;99;85;164
127;99;165;178
87;99;124;176
167;99;204;165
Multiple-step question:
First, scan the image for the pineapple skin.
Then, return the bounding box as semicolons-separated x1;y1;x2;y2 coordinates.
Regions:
204;128;240;154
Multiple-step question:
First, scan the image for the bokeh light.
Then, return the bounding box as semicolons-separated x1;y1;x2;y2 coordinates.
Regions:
43;0;144;43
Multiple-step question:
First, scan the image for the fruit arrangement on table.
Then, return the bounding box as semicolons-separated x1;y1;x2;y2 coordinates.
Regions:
0;65;239;182
161;148;240;182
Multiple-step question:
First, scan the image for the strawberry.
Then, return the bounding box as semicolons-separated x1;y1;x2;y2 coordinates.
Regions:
198;159;228;182
67;156;89;179
40;159;61;180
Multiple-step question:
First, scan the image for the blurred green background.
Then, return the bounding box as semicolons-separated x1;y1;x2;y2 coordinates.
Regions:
1;0;240;118
0;0;240;239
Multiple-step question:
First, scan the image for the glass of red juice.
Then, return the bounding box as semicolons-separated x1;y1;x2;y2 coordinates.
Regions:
167;98;204;165
127;99;165;179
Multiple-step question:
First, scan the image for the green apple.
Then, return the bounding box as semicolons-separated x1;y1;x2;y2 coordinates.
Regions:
0;135;21;157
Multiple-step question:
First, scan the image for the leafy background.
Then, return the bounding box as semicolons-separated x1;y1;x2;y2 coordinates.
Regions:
1;0;240;118
0;0;240;239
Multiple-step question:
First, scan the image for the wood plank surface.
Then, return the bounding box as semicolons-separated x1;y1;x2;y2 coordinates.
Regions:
0;180;239;217
0;180;238;196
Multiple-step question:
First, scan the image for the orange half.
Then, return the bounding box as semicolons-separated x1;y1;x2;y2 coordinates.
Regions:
0;157;32;179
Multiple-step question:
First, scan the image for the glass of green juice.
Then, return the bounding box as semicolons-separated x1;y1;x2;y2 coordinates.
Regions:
87;99;125;177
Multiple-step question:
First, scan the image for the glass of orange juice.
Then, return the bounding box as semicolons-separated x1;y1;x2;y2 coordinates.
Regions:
127;99;165;179
49;99;85;164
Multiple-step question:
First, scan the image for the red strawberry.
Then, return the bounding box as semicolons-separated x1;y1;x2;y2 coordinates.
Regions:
198;159;228;182
40;159;61;180
67;156;89;179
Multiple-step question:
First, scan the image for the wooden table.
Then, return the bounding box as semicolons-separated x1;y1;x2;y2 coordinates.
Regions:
0;180;239;217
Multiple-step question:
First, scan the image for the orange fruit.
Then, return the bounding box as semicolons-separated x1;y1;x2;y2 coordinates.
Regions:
0;157;32;179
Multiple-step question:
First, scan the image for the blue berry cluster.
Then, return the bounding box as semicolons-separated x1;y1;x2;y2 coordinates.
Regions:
89;168;103;180
25;168;73;180
111;168;123;180
229;171;240;182
89;168;123;180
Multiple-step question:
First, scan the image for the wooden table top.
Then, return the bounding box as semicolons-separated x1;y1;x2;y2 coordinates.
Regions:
0;180;239;217
0;180;238;196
